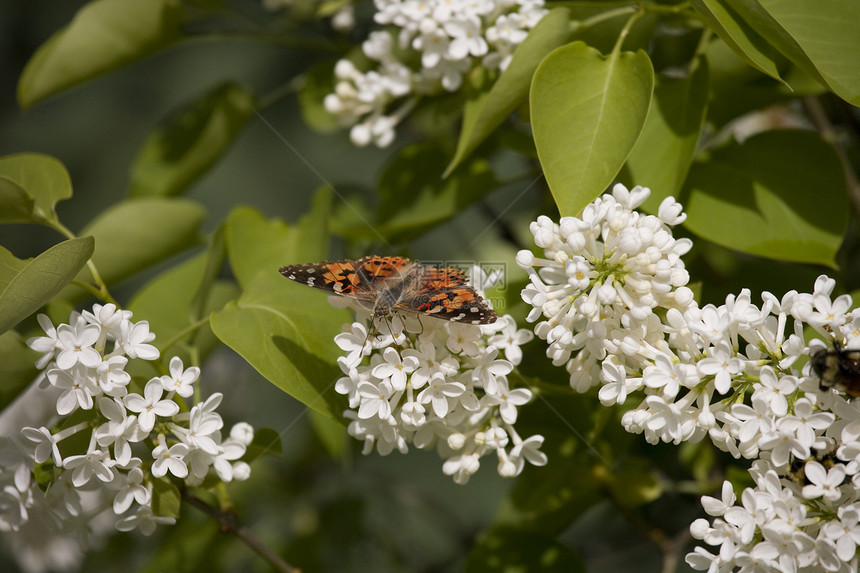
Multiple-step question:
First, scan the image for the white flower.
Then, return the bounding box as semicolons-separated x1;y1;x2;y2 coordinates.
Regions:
173;405;222;455
417;377;465;418
124;378;180;432
47;364;98;415
487;315;533;365
357;380;395;420
801;462;846;501
119;320;158;360
63;450;114;487
94;397;143;466
55;321;101;370
701;481;737;517
21;426;62;466
96;355;131;397
482;378;531;424
151;439;190;479
821;504;860;561
26;314;60;369
108;462;150;514
469;347;513;395
115;505;175;536
372;347;418;392
508;435;547;473
159;356;199;398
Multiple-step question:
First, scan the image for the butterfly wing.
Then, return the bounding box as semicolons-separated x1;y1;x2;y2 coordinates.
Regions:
280;258;375;301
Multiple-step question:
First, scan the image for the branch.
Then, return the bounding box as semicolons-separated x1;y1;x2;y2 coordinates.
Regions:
181;487;300;573
803;95;860;216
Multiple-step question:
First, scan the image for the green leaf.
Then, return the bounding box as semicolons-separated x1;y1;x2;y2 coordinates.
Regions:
225;188;332;289
61;198;206;300
369;142;498;242
297;62;340;133
0;153;73;223
0;178;35;223
530;42;654;217
682;130;846;267
466;526;585;573
690;0;787;85
210;275;349;423
444;8;572;175
212;194;348;422
741;0;860;105
127;253;238;369
151;478;181;519
621;59;709;213
129;82;257;197
0;331;40;410
18;0;185;108
0;238;94;335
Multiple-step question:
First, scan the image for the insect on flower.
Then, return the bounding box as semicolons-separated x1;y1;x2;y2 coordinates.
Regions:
279;255;497;325
811;340;860;397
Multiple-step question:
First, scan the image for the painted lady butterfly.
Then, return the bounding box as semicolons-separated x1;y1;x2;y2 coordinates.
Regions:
279;255;497;325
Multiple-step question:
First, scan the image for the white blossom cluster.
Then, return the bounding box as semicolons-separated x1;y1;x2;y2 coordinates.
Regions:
518;184;860;571
1;304;253;554
324;0;547;147
331;268;544;484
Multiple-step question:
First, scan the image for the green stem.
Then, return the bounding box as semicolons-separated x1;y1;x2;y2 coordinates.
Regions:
579;6;638;31
612;9;644;55
159;317;211;356
50;219;117;305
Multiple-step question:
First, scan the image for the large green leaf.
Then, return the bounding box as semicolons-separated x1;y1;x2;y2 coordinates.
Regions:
741;0;860;105
530;42;654;217
690;0;787;85
444;8;572;175
621;59;709;213
226;190;332;289
129;83;257;197
210;283;349;422
61;198;206;299
211;192;349;422
682;130;846;267
0;153;73;224
0;238;94;335
18;0;186;107
128;253;238;369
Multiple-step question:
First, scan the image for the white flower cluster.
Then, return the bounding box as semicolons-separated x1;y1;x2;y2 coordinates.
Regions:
519;183;860;571
0;305;253;549
689;454;860;571
331;268;544;484
324;0;547;147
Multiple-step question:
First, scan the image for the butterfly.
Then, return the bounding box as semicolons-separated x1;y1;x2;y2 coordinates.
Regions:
279;255;497;325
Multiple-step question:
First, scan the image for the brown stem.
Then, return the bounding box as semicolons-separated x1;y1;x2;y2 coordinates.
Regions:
181;487;299;573
803;95;860;216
